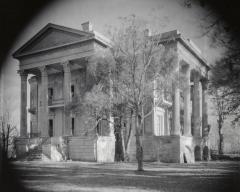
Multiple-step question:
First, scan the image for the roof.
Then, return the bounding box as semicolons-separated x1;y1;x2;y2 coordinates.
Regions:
154;30;210;70
13;23;111;59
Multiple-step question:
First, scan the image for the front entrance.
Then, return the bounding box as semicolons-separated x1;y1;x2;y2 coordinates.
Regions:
49;119;53;137
194;145;201;161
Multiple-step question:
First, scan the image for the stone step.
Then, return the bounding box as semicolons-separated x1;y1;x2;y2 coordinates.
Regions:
26;147;43;161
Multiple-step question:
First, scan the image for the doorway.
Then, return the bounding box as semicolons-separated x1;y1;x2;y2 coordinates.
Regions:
49;119;53;137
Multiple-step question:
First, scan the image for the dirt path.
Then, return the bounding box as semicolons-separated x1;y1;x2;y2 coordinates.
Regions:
9;161;240;192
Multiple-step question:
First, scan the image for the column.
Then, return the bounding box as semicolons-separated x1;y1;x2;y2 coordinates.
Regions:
109;77;114;137
39;66;48;137
171;82;181;135
192;71;201;137
109;115;114;136
183;68;191;136
62;61;71;136
202;78;208;137
164;109;169;135
19;70;28;137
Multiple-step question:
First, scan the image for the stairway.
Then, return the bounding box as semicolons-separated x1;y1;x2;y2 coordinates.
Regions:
26;146;43;161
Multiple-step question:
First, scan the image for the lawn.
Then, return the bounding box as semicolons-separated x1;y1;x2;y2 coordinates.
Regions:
4;161;240;192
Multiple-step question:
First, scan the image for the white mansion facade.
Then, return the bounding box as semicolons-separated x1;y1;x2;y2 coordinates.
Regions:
13;22;210;163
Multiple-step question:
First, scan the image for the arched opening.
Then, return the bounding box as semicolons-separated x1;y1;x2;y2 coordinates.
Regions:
183;145;194;163
203;146;209;161
194;145;201;161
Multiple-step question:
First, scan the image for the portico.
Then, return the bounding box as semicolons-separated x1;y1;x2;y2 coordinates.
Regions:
13;22;115;162
137;30;210;163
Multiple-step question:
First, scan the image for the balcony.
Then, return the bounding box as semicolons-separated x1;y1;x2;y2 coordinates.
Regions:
48;98;64;108
28;132;41;138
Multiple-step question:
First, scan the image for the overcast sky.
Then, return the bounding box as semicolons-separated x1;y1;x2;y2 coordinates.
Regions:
1;0;222;130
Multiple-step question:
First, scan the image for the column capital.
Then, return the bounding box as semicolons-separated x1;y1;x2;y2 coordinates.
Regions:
201;78;208;90
18;70;28;79
38;66;48;76
28;76;38;84
61;60;71;72
193;71;201;82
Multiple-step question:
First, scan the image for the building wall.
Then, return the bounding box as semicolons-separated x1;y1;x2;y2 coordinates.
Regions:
68;136;97;161
32;67;89;137
53;108;64;136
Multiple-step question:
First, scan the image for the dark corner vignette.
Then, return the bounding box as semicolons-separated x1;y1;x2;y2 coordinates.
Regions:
1;0;240;191
0;2;55;192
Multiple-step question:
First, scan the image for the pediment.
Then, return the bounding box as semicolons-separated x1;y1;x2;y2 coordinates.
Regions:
13;23;93;58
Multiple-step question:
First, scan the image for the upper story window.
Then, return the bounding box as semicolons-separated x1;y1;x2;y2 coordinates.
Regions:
71;118;75;136
71;85;75;98
48;88;53;100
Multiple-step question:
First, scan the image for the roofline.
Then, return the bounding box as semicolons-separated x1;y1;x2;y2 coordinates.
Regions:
155;30;210;70
13;37;109;59
13;23;110;59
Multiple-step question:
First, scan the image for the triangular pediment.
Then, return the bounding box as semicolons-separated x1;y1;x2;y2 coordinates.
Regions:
13;23;93;58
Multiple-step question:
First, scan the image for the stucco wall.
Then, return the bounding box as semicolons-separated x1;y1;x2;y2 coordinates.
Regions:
68;136;97;161
96;136;115;162
142;135;194;163
53;108;64;136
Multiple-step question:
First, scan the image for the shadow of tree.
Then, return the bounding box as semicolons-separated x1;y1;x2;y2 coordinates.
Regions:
11;161;240;192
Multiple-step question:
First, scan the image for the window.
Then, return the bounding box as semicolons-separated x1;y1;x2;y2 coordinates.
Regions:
71;85;75;97
96;120;102;136
71;118;75;136
48;88;53;100
30;121;33;138
49;119;53;137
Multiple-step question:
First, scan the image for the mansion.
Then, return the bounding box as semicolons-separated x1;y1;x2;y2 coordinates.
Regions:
13;22;210;163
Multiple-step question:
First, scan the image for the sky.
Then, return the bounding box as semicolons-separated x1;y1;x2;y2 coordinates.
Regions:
1;0;222;131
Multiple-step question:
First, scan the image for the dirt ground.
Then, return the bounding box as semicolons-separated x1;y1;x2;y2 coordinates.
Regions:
7;161;240;192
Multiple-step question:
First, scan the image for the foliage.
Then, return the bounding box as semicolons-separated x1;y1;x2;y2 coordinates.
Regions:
185;0;240;122
210;58;240;123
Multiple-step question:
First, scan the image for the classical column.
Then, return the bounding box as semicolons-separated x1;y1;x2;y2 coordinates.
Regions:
62;61;71;136
192;71;201;137
19;70;28;137
171;82;181;135
39;66;48;137
164;109;169;135
183;68;191;136
202;78;208;137
109;77;114;137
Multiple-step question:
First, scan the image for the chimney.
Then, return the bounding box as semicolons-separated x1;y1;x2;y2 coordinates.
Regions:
81;21;93;32
144;29;151;37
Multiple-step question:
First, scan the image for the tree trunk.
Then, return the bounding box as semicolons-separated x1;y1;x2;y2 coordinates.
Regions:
124;111;133;161
219;132;224;155
218;117;224;155
6;124;10;158
120;117;126;161
135;111;143;171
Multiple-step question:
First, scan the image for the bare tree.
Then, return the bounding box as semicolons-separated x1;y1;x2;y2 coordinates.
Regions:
71;15;178;170
209;84;230;154
0;112;18;159
103;15;177;170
